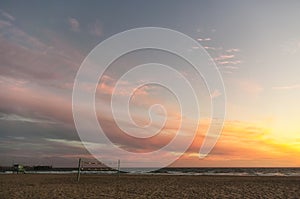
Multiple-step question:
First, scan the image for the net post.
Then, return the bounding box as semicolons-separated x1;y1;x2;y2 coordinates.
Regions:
77;158;82;182
117;159;120;177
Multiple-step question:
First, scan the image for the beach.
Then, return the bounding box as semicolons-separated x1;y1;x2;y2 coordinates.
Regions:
0;174;299;198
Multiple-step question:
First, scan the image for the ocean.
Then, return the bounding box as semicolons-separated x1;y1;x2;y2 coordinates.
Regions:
151;167;300;176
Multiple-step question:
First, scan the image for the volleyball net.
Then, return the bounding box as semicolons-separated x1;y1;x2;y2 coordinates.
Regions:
76;158;120;181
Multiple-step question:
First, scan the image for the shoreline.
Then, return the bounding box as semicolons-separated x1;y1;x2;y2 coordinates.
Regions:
2;166;300;177
1;172;300;177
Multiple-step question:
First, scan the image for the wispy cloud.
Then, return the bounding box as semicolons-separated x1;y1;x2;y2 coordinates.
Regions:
0;20;83;88
0;113;57;124
97;75;147;97
197;37;211;41
203;46;222;51
195;33;242;74
0;78;73;124
0;10;15;21
226;48;240;53
194;30;242;75
272;84;300;90
213;49;242;73
217;60;242;65
45;138;84;148
281;39;300;55
0;19;12;28
223;66;239;70
214;54;235;61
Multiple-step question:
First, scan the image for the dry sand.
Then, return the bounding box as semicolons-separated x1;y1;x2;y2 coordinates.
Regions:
0;174;299;198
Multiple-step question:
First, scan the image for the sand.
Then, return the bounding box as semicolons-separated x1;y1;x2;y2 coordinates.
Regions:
0;174;299;198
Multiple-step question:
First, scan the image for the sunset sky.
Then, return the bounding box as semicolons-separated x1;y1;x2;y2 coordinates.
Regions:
0;1;300;167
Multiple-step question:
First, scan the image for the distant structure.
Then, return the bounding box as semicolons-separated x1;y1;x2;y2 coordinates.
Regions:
33;165;53;171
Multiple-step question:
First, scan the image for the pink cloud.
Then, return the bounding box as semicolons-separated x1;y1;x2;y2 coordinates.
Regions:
97;75;152;98
217;60;242;65
210;89;222;99
226;48;240;53
67;17;80;32
89;21;102;37
0;78;73;124
214;54;235;61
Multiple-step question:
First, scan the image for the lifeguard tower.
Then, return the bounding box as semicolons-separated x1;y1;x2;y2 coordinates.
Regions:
13;164;25;174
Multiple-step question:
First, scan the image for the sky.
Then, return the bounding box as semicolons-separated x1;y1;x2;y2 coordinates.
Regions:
0;1;300;167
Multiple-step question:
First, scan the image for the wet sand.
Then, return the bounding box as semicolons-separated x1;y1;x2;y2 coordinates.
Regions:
0;174;299;198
